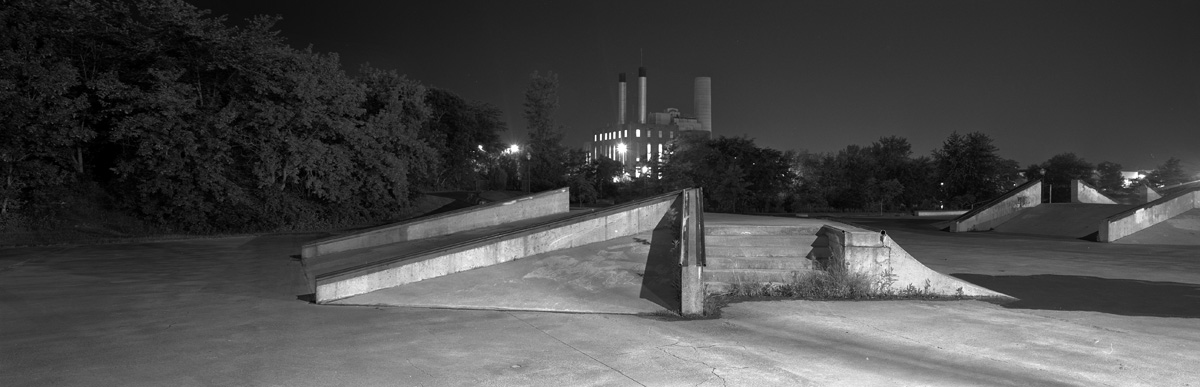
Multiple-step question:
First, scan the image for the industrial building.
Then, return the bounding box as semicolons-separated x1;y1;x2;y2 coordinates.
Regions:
587;67;712;176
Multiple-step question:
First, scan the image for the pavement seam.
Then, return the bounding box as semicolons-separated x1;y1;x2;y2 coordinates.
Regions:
506;312;646;386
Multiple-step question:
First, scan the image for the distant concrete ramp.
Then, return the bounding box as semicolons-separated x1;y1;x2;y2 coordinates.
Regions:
992;203;1136;239
949;180;1041;232
1100;187;1200;243
1071;180;1118;204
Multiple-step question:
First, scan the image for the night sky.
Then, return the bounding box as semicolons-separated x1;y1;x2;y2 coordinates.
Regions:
187;0;1198;172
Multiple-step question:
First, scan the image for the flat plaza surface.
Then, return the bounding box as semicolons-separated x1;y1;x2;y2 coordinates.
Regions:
2;215;1198;386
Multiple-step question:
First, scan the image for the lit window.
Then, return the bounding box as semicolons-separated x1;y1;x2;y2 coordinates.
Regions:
636;129;641;137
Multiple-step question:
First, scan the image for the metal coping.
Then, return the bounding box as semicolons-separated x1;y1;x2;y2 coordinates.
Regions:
315;189;693;283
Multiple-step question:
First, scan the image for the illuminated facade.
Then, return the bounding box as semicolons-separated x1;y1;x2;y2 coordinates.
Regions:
586;67;712;176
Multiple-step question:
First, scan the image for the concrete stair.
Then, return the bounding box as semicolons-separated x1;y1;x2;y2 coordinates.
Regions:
702;225;823;294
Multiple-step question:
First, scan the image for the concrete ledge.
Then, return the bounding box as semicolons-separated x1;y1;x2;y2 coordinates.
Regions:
302;188;569;259
950;180;1041;232
314;190;682;303
914;210;968;217
1099;188;1199;242
818;224;1013;299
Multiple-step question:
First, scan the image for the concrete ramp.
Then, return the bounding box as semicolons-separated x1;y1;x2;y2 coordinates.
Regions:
332;231;678;314
991;203;1135;239
1112;208;1200;245
817;222;1012;299
304;189;686;304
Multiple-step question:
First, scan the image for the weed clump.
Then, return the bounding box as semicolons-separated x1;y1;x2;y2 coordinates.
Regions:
712;262;964;304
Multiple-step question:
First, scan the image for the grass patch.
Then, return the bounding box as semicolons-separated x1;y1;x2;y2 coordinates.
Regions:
705;265;973;316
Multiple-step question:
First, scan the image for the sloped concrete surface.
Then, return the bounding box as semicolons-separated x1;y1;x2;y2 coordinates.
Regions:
332;233;674;314
1114;208;1200;245
2;233;1199;386
992;203;1136;239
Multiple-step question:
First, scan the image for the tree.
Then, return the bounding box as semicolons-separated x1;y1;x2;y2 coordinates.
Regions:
1146;157;1187;187
0;0;447;231
422;88;506;190
932;132;1009;208
0;0;94;216
523;71;568;191
1038;153;1095;203
1096;161;1124;192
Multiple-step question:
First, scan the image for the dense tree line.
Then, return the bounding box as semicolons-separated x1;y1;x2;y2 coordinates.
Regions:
1;0;505;231
592;129;1193;213
6;1;1193;235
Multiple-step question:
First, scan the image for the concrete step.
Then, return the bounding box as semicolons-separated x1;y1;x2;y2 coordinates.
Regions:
705;234;818;247
702;268;811;283
704;225;823;236
706;245;813;258
706;256;812;270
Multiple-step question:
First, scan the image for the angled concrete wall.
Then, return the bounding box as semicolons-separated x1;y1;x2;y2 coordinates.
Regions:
818;225;1012;299
1099;189;1199;242
1071;180;1117;204
302;188;570;259
314;191;683;303
1138;185;1162;204
950;181;1041;232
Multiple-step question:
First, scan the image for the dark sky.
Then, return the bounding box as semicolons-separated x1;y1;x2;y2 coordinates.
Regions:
187;0;1198;172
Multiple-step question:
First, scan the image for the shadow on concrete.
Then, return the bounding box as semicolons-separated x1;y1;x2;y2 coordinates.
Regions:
953;274;1200;318
640;197;682;314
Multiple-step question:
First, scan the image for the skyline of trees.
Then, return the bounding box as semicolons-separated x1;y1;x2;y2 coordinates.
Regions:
4;0;1196;235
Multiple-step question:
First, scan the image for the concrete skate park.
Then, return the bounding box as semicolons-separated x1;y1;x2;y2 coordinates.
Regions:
2;185;1198;386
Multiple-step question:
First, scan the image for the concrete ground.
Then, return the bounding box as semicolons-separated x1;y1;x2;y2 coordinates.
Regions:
3;216;1199;386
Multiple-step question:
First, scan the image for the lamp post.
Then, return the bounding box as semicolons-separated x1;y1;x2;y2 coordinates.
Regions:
939;182;945;209
616;143;628;178
523;150;532;193
1041;168;1051;203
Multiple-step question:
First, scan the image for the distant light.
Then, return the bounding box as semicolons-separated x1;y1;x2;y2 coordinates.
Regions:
478;144;484;151
617;143;627;154
507;144;520;154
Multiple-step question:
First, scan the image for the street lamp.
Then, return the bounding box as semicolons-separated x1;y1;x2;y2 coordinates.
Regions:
1040;168;1051;203
523;150;532;192
939;182;945;209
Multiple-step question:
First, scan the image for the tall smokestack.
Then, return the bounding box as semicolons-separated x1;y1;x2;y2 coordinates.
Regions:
638;67;647;124
617;73;627;125
694;77;712;132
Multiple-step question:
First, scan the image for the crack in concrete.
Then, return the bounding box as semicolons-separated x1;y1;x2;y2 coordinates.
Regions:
407;358;435;381
507;312;645;386
656;341;738;387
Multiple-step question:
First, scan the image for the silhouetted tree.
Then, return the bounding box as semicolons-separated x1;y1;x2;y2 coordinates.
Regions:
932;132;1012;208
1096;161;1125;192
1038;153;1095;203
523;71;568;191
1146;157;1187;187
